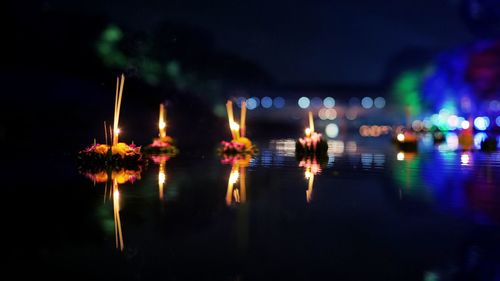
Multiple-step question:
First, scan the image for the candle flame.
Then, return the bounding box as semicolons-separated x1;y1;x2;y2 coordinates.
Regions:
397;133;405;142
305;128;311;137
230;122;240;131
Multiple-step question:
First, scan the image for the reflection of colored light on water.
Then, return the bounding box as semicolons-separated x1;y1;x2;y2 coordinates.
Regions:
397;152;405;161
460;153;470;166
496;116;500;127
474;116;490;131
445;133;459;151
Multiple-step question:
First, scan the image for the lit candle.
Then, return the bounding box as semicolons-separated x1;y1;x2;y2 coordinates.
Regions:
308;111;315;134
305;128;311;138
226;101;236;140
113;74;125;146
159;103;167;139
230;121;241;140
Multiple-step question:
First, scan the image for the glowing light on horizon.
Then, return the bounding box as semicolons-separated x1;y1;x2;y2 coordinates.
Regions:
246;97;258;110
374;97;386;109
298;97;310;109
361;97;373;109
474;116;490;131
325;123;339;138
461;120;470;129
274;97;285;108
323;97;335;108
261;96;272;108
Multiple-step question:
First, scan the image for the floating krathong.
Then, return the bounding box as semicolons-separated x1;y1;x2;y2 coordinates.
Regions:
142;103;179;156
78;74;142;168
295;111;328;158
393;127;418;152
218;100;258;156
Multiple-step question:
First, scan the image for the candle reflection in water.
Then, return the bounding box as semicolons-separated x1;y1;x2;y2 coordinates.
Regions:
150;155;172;201
299;157;321;203
113;179;124;251
158;160;166;201
223;154;251;206
226;163;247;206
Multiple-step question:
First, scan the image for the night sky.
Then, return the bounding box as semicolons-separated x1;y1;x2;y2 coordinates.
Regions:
38;0;474;84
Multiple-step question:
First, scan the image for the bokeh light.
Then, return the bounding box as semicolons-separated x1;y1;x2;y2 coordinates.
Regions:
246;97;258;110
461;120;470;129
345;109;358;120
323;97;335;108
474;116;490;131
274;97;285;108
374;97;386;109
261;96;272;108
325;123;339;138
361;97;373;109
298;97;310;109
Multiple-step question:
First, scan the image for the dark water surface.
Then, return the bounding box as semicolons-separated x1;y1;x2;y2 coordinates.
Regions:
6;135;500;281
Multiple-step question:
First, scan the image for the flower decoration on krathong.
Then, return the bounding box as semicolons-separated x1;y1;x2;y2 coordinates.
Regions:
78;142;142;169
295;111;328;157
142;103;179;156
218;100;258;156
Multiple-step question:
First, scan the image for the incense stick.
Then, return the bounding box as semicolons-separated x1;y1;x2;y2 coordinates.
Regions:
226;101;236;139
240;101;246;138
104;121;108;145
308;111;315;133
